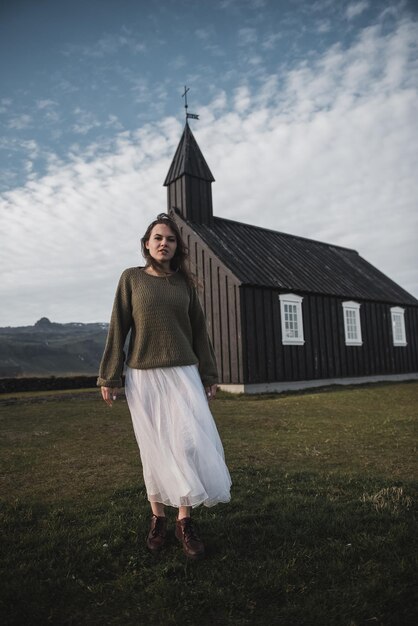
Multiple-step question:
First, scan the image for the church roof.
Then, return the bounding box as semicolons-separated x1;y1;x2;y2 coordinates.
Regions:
164;122;215;185
187;217;418;305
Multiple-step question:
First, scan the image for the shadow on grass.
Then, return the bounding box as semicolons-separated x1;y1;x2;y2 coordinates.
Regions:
1;467;417;626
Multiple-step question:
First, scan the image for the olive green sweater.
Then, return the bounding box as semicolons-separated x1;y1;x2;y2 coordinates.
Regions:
97;267;218;388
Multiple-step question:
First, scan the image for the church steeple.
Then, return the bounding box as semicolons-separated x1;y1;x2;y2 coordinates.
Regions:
164;121;215;225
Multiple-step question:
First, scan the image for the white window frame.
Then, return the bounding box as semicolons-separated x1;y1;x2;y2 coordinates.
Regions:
390;307;407;346
279;293;305;345
342;301;363;346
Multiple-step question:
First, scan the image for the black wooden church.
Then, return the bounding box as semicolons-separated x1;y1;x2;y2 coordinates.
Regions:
164;121;418;392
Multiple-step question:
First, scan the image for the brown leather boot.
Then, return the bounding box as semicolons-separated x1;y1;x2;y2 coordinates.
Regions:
146;515;167;552
175;517;205;560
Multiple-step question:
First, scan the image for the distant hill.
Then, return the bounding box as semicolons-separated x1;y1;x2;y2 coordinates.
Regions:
0;318;109;378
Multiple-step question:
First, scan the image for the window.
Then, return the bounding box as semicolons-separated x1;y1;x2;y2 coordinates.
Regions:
279;294;305;345
342;301;362;346
390;307;407;346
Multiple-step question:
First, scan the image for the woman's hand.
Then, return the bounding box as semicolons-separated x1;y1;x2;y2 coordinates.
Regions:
205;384;218;402
101;386;119;407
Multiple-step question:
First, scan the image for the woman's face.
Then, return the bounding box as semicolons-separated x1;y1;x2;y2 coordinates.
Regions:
145;223;177;264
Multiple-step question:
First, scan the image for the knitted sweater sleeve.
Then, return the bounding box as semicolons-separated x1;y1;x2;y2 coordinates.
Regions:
188;285;219;387
97;270;133;387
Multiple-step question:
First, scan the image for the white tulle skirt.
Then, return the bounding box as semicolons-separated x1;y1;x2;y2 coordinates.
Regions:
125;364;232;508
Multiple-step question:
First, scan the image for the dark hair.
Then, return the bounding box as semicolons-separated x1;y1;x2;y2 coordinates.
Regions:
140;213;195;285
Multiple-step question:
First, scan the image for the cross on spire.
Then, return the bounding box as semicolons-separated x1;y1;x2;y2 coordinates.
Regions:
182;85;199;121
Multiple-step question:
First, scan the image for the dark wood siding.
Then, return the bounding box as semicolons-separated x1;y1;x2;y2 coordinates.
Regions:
177;220;243;384
165;122;418;387
167;175;213;225
241;286;418;384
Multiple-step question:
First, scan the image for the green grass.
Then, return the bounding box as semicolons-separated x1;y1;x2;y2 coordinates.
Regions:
1;382;417;625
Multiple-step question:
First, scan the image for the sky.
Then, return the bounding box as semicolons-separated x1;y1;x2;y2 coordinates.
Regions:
1;0;417;327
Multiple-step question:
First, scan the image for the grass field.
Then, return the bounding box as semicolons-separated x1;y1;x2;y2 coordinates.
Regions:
1;382;417;626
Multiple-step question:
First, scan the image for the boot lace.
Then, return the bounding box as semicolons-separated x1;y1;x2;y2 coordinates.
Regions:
182;518;200;542
151;516;165;537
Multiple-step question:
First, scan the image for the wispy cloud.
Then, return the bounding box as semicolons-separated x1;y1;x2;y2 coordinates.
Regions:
130;77;152;105
311;0;335;11
37;99;57;110
194;26;225;57
234;85;251;113
237;27;258;46
261;32;282;50
195;28;211;40
1;14;417;325
346;1;369;21
0;98;13;113
316;19;331;33
35;99;60;124
0;118;182;325
169;54;187;70
219;0;237;9
52;76;79;94
105;114;124;130
72;108;101;135
8;114;32;130
62;30;146;58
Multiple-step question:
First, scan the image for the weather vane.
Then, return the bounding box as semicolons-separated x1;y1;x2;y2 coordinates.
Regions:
182;85;199;121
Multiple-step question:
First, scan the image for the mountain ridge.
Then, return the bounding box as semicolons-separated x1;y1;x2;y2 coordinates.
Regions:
0;318;109;378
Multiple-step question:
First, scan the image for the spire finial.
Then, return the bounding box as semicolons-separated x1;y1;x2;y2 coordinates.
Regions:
182;85;199;121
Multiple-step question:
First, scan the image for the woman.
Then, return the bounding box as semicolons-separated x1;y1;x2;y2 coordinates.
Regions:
98;213;231;560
